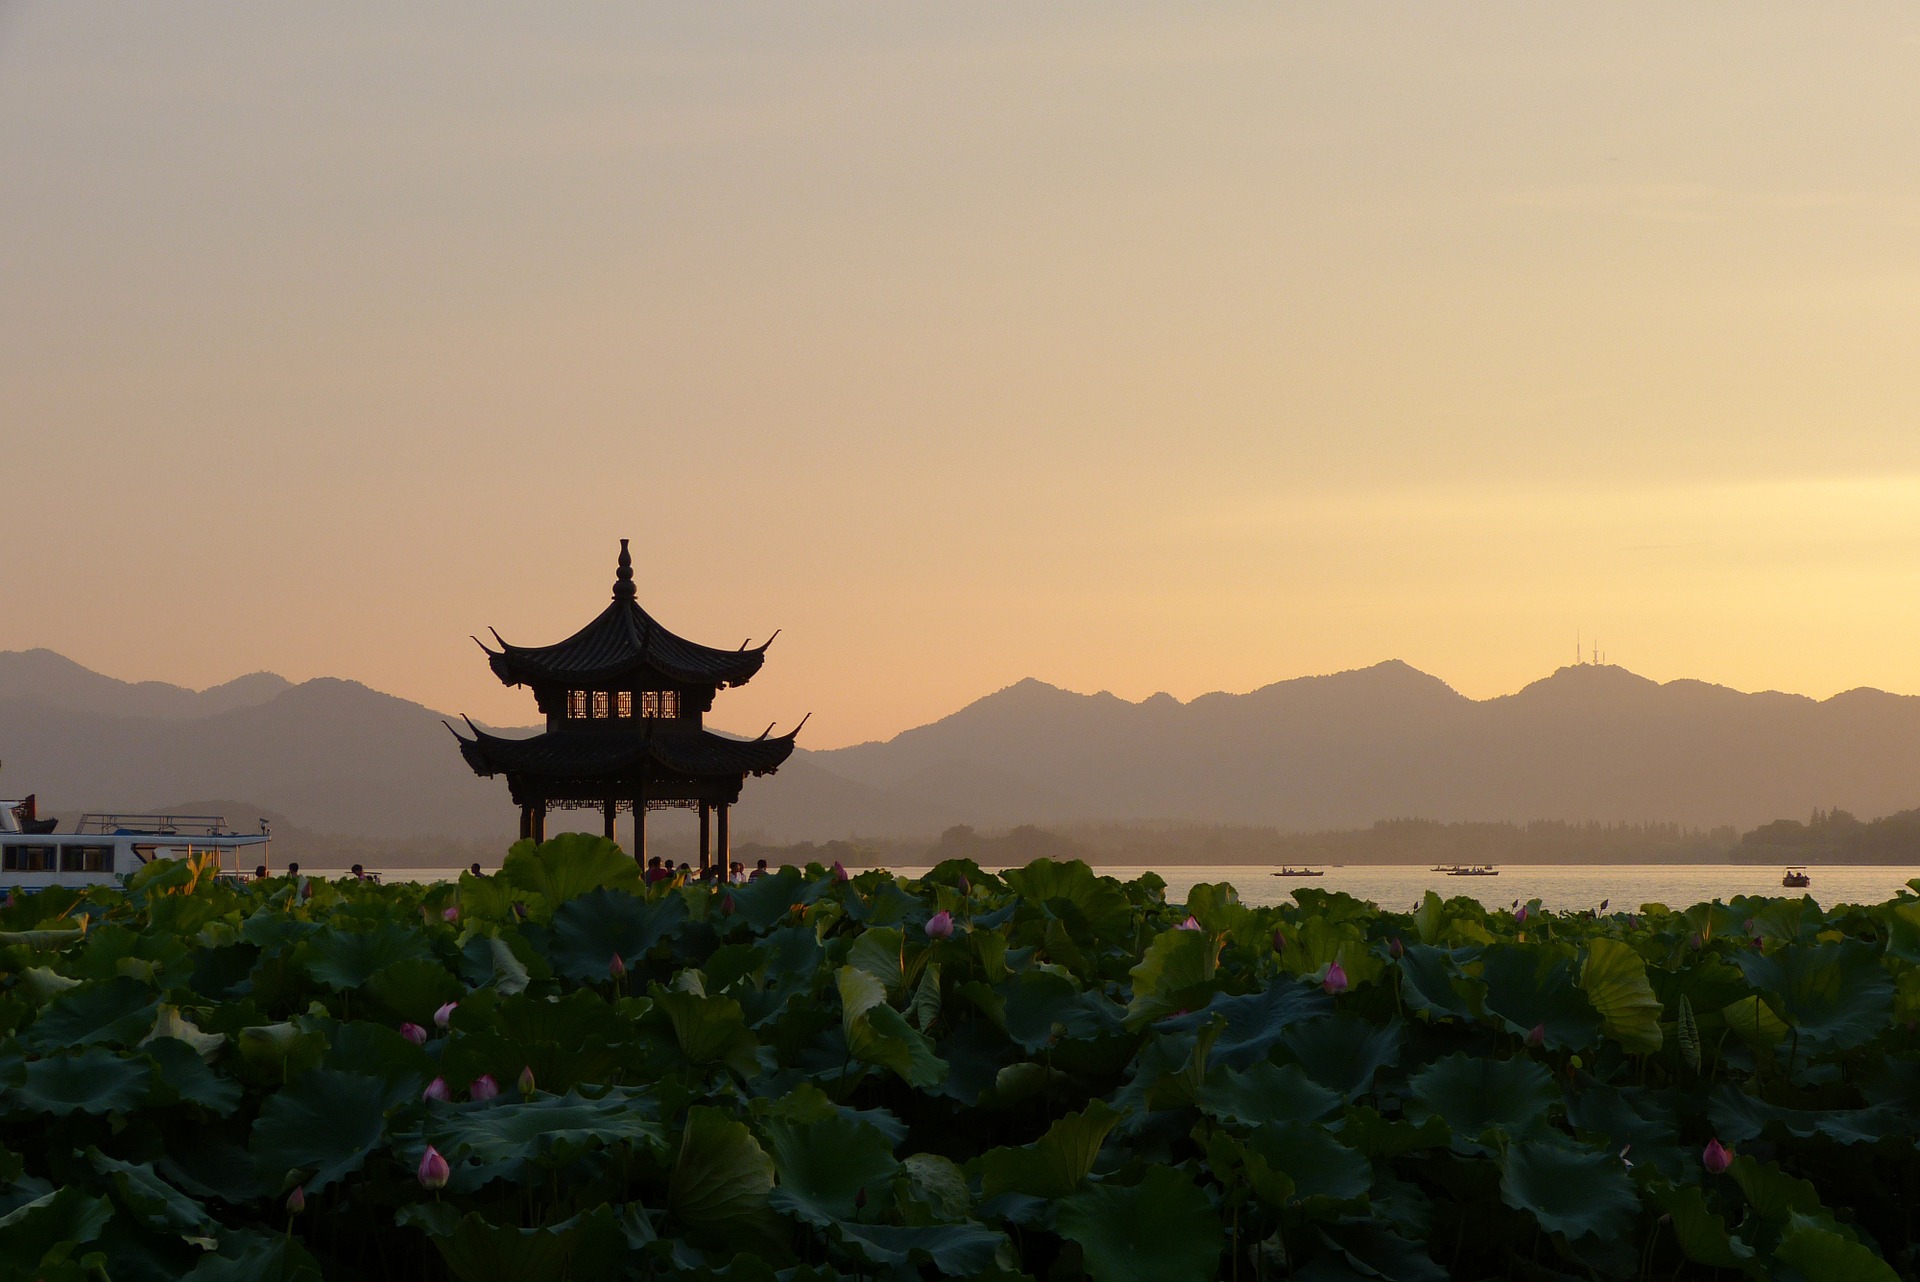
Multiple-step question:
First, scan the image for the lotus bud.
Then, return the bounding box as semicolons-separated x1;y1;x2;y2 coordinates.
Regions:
399;1021;428;1046
957;874;970;895
469;1074;500;1102
417;1146;451;1190
1515;905;1529;924
517;1065;536;1095
1176;915;1202;932
1272;928;1287;953
1688;932;1703;951
442;905;459;922
1527;1023;1545;1048
423;1077;451;1102
832;860;849;882
1743;918;1756;935
925;910;954;940
1702;1139;1732;1174
854;1186;868;1209
1750;937;1763;951
1323;962;1349;995
433;1001;457;1030
1389;936;1404;959
721;894;736;916
609;953;627;980
285;1184;306;1215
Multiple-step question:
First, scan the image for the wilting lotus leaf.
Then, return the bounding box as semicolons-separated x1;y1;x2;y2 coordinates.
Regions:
668;1106;784;1257
251;1069;414;1193
977;1099;1120;1201
1480;944;1602;1049
1280;1012;1401;1100
1499;1138;1639;1241
1580;938;1664;1053
1244;1122;1370;1202
1056;1165;1223;1282
145;1036;244;1115
17;965;82;1004
16;1046;151;1115
1125;928;1218;1026
365;956;466;1025
1162;983;1330;1069
1408;1052;1557;1147
502;834;643;912
27;975;158;1048
548;888;687;983
1651;1182;1756;1269
1774;1212;1902;1282
0;1186;113;1270
654;988;761;1078
301;923;432;991
87;1148;214;1235
180;1228;324;1281
1734;940;1894;1050
838;966;946;1087
1197;1061;1342;1127
833;1221;1008;1276
762;1112;899;1225
901;1152;971;1219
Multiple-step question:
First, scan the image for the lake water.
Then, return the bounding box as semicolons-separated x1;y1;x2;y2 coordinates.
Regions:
338;863;1920;912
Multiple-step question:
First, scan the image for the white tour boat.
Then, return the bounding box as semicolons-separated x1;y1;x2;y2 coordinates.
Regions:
1;792;272;890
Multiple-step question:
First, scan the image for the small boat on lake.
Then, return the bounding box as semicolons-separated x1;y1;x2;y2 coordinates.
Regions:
1272;866;1325;877
3;791;272;890
1782;867;1811;888
1446;864;1499;876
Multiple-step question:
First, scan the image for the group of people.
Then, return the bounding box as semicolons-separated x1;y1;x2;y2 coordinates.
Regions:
642;856;770;886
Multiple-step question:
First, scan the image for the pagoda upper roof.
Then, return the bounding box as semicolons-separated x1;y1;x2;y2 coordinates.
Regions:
452;720;798;783
481;540;771;690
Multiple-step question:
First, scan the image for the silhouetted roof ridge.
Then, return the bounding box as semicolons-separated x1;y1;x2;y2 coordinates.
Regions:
452;719;798;781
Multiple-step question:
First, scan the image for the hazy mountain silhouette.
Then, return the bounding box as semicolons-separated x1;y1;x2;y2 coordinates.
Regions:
7;650;1920;853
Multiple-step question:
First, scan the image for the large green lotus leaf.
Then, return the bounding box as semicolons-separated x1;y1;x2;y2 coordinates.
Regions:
1000;969;1121;1052
652;989;761;1078
457;934;535;996
26;975;158;1048
1056;1165;1223;1282
86;1149;214;1236
251;1069;414;1194
0;1186;114;1271
1336;1106;1451;1159
1480;944;1602;1049
1721;993;1790;1044
1279;1013;1401;1100
1315;1221;1448;1282
901;1152;971;1219
1160;983;1330;1069
180;1228;323;1282
762;1112;899;1225
1407;1052;1557;1148
1708;1085;1900;1145
1499;1139;1639;1241
750;1081;908;1146
1245;1122;1371;1202
1729;1155;1822;1221
426;1089;664;1181
838;966;946;1087
1397;944;1482;1022
977;1100;1120;1201
300;923;432;991
17;965;82;1004
833;1222;1008;1276
1124;928;1218;1027
1733;940;1893;1050
17;1047;152;1115
1774;1213;1901;1282
1197;1061;1342;1127
726;925;826;1028
668;1106;785;1258
548;888;687;983
501;834;643;912
846;927;907;995
0;923;88;951
1650;1182;1755;1269
397;1203;628;1282
453;871;521;924
1563;1085;1680;1177
725;866;805;932
1000;860;1134;939
1580;938;1664;1054
144;1037;244;1116
322;1021;434;1096
440;989;633;1093
365;956;466;1026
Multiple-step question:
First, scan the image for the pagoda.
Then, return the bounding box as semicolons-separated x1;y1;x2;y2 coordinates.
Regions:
451;540;800;874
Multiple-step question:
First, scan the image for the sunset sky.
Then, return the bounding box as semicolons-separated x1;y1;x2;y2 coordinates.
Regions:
4;5;1920;749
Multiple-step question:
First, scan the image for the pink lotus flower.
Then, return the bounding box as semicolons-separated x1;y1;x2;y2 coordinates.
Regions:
417;1146;450;1190
442;905;459;922
925;911;954;940
1702;1139;1732;1174
285;1185;306;1215
609;953;627;980
1527;1023;1545;1047
1515;905;1530;924
1176;916;1202;932
1323;962;1349;995
517;1065;536;1095
832;860;850;882
720;895;736;916
422;1077;451;1102
399;1022;428;1046
433;1001;457;1030
1272;928;1287;953
469;1074;500;1101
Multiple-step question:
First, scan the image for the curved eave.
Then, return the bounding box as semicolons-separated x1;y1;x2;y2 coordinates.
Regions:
485;600;770;690
452;722;796;782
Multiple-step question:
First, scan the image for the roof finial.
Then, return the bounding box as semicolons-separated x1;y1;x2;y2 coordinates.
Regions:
613;538;635;602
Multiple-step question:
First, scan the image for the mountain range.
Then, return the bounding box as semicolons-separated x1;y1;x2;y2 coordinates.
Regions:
5;648;1920;858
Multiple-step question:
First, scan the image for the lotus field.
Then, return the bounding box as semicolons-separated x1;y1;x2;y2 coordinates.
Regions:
5;838;1920;1281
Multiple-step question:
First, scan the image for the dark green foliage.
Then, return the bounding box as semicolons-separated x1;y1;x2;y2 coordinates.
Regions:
5;839;1920;1278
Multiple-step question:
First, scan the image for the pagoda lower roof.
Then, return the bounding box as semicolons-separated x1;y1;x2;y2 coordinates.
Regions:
452;722;796;782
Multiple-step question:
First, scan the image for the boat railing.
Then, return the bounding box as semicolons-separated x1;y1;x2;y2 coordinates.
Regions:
75;813;247;838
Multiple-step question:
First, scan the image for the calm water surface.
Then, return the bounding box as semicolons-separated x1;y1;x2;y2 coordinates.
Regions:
354;863;1920;911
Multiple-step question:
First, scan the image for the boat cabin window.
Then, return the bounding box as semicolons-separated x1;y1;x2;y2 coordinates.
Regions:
2;845;57;872
58;845;114;873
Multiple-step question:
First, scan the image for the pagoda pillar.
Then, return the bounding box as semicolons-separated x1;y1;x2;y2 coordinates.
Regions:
716;802;730;880
634;804;647;865
698;802;711;878
533;804;547;844
602;800;616;842
519;804;534;842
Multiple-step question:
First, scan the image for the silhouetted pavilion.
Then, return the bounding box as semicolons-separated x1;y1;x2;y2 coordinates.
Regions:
451;540;799;873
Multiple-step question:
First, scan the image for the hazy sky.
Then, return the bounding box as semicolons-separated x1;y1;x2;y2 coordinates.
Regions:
4;4;1920;748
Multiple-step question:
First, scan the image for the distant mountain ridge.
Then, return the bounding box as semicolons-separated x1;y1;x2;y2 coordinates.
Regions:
4;649;1920;852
